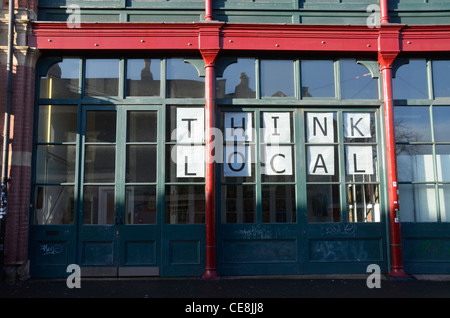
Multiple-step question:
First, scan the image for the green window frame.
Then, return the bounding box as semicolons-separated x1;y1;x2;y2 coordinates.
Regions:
394;58;450;223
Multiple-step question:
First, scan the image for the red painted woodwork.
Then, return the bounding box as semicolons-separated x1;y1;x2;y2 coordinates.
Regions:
30;22;450;56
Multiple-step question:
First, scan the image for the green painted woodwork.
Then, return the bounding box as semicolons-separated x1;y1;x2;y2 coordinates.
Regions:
37;0;450;24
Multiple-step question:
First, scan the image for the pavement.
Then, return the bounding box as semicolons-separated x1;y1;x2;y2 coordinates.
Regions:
1;274;449;315
1;274;450;298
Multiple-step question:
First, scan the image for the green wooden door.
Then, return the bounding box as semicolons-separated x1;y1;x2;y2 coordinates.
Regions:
78;106;161;276
218;109;304;275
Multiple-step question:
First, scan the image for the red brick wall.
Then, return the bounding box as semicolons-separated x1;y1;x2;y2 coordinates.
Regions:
1;61;36;274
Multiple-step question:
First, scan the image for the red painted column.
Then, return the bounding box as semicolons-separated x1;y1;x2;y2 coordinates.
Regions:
205;0;213;21
378;53;409;277
201;50;220;279
379;0;389;24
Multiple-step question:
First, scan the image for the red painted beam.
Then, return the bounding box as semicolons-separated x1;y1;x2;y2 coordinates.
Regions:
30;22;450;53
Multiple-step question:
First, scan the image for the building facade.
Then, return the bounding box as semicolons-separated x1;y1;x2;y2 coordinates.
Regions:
1;0;450;280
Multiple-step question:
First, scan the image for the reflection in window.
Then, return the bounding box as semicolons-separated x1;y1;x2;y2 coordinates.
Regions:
127;111;158;142
166;58;204;98
432;60;450;97
399;184;438;222
40;59;80;99
127;59;160;96
397;145;433;182
36;145;76;183
126;186;156;224
433;106;450;142
86;111;117;143
395;105;450;222
84;145;116;183
126;145;157;183
340;59;378;99
85;59;119;96
165;185;205;224
83;186;115;224
218;58;256;98
221;184;256;223
301;60;334;97
262;185;296;223
393;59;428;99
439;185;450;222
261;60;294;97
34;186;74;224
307;184;340;222
37;105;77;143
394;106;431;143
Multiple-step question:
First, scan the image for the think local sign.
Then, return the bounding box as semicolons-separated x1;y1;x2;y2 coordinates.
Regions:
175;109;374;178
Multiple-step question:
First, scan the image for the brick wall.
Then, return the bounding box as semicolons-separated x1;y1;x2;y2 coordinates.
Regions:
0;0;39;281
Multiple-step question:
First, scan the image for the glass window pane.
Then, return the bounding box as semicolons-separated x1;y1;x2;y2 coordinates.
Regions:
165;145;205;183
221;185;256;223
85;59;119;96
127;59;160;96
347;184;380;222
396;145;433;182
86;111;116;142
394;106;431;142
262;111;293;143
433;106;450;142
301;60;335;98
343;112;376;143
126;186;156;224
438;185;450;222
166;58;204;98
219;58;256;99
40;59;80;99
262;185;296;223
38;105;78;143
340;59;378;99
393;59;428;99
260;145;295;182
436;145;450;182
34;186;74;224
307;184;340;222
83;185;115;224
84;145;115;183
345;145;377;182
127;111;157;142
165;185;205;224
36;145;76;183
432;60;450;97
261;60;294;97
306;146;339;182
305;112;337;143
126;145;157;183
399;184;438;222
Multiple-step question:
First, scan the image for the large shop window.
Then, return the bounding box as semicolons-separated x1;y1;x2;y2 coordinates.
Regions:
34;57;206;226
394;59;450;222
219;109;380;224
218;57;380;224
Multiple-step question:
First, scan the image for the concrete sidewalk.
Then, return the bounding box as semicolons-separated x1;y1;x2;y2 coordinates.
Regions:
1;275;450;299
